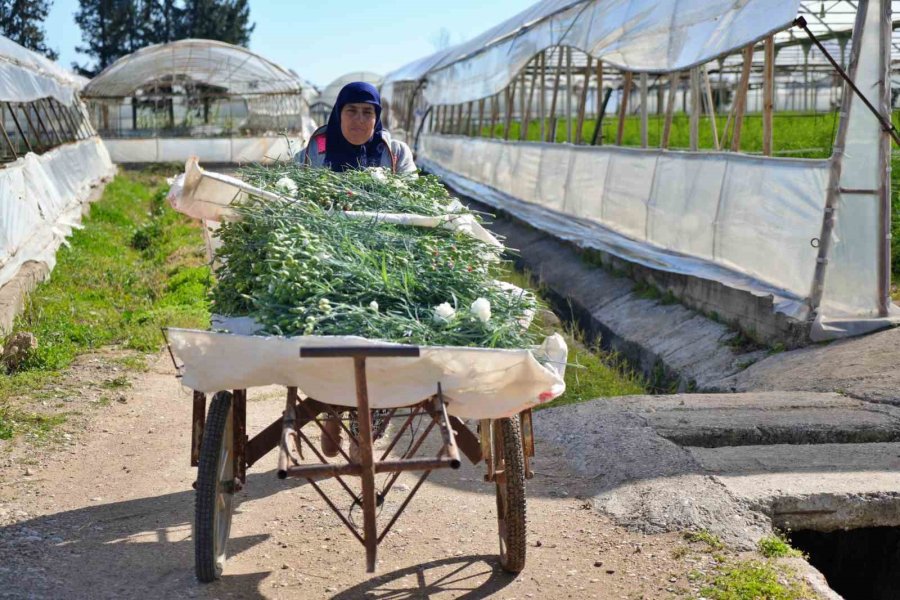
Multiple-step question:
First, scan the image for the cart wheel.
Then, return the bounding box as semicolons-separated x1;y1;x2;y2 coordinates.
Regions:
494;417;527;573
195;391;235;583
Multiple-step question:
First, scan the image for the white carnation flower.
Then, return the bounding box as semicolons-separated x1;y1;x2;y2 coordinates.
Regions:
369;300;379;312
369;167;388;183
470;297;491;323
275;177;298;195
433;302;456;323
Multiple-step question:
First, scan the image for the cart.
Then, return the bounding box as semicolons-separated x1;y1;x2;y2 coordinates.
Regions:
188;344;538;581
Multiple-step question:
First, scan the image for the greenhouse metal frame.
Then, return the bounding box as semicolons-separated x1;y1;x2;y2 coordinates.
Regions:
382;0;898;342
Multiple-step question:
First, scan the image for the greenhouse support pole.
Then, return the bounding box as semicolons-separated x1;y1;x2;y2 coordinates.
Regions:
477;98;485;137
0;104;17;159
565;47;573;143
465;101;473;137
639;72;649;148
879;0;891;315
489;94;499;138
576;56;592;144
730;45;753;152
503;79;517;140
808;0;866;314
661;73;677;149
703;66;719;151
591;60;604;145
763;36;775;156
518;69;526;139
521;58;537;141
616;71;633;146
539;51;546;141
689;68;700;150
548;48;564;142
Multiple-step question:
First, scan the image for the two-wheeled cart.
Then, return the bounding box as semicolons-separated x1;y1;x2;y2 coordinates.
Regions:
189;345;537;581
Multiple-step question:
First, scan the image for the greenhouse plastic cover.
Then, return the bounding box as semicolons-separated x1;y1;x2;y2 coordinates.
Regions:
167;329;567;419
83;39;308;98
103;135;307;164
316;72;383;108
0;35;86;104
419;134;828;319
0;139;116;289
382;0;802;105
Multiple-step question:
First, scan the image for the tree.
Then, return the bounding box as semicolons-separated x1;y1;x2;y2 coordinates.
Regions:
181;0;253;46
74;0;137;75
0;0;58;59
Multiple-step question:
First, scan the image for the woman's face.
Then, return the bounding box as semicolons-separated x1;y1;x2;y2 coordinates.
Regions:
340;102;377;145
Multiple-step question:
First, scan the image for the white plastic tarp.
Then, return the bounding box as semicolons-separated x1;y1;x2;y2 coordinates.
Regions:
0;139;115;288
419;134;828;319
167;328;566;420
0;35;84;104
385;0;802;105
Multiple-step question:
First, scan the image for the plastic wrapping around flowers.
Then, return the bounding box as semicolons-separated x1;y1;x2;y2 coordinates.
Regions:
166;157;568;418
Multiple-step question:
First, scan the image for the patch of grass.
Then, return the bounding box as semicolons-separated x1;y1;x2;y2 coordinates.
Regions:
0;172;210;438
112;354;148;372
101;375;131;390
758;534;805;559
0;408;67;441
702;560;811;600
684;530;725;551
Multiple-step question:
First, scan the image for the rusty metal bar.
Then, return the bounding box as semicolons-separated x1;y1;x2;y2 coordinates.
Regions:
306;477;365;545
232;389;247;484
377;467;433;544
294;426;359;502
277;390;303;479
244;417;283;469
300;346;420;359
16;104;44;151
353;356;379;572
432;386;461;468
283;461;361;479
376;456;459;473
449;416;483;464
191;391;206;467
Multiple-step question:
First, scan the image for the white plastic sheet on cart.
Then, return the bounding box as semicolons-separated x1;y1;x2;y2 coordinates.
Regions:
381;0;801;106
167;328;567;419
0;139;115;288
419;134;828;319
166;157;503;248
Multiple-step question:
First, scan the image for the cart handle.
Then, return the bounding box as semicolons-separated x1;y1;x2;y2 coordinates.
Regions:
300;346;420;359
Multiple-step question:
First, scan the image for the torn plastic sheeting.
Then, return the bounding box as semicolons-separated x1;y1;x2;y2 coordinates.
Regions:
0;35;83;104
168;328;568;420
166;157;504;247
0;139;115;289
419;152;812;321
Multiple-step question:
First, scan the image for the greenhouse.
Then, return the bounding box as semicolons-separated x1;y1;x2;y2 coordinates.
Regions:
81;39;316;164
310;71;382;126
0;34;114;301
382;0;899;342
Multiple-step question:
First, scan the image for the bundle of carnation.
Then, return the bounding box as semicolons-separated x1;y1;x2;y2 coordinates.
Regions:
210;165;541;349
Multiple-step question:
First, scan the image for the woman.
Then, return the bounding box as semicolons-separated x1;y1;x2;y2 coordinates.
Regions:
300;82;415;458
300;81;416;175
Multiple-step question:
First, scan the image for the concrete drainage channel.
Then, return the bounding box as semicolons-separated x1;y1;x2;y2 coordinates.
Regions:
451;192;900;598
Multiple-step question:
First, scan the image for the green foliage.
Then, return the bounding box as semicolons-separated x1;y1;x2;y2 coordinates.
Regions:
215;166;540;349
0;407;66;441
702;560;810;600
758;535;804;559
684;530;725;551
0;0;57;59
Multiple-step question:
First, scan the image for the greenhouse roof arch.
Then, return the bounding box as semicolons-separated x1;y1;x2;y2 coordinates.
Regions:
82;39;310;98
316;71;383;108
0;35;86;104
382;0;881;106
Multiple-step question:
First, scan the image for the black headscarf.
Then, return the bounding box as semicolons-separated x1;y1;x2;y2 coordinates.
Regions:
324;82;384;172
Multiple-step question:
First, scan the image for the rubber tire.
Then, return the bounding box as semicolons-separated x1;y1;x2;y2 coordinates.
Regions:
495;416;527;573
195;391;235;583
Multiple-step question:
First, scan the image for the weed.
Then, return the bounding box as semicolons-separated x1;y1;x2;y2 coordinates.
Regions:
758;534;805;559
701;560;811;600
101;375;131;390
684;530;725;551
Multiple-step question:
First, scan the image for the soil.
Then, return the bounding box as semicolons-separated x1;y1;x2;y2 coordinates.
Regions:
0;350;774;599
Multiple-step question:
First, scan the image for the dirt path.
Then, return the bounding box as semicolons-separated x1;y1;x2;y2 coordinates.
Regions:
0;351;744;599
